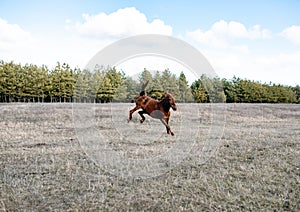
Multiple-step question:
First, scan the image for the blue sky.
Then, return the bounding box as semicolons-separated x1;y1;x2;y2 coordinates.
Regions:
1;0;300;85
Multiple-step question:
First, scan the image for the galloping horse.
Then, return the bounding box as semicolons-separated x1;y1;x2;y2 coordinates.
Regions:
128;85;177;136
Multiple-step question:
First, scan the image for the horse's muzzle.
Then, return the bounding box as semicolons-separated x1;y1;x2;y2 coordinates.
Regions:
172;105;177;111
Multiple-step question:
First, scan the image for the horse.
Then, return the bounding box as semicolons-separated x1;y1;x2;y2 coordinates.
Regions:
128;89;177;136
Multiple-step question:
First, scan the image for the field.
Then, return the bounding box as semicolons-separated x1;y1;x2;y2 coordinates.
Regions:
0;103;299;210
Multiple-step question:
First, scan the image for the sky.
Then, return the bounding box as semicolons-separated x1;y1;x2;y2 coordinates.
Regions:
0;0;300;85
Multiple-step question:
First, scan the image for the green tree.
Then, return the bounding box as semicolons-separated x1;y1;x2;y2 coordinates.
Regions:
191;79;209;103
73;69;91;102
4;62;18;102
59;63;76;102
40;65;51;102
178;72;193;102
105;67;124;90
96;67;124;102
113;81;128;102
139;68;153;90
192;75;226;103
50;63;63;102
222;78;236;103
292;85;300;103
149;71;164;99
124;77;139;102
161;69;172;92
1;60;299;104
97;75;114;102
0;61;6;102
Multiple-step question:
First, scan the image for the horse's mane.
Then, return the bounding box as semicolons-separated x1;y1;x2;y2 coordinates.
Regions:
160;94;172;112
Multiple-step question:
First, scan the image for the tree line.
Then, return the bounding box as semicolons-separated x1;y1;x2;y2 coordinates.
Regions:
0;60;299;103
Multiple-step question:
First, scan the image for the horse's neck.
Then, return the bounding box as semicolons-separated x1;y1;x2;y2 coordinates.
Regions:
159;98;171;112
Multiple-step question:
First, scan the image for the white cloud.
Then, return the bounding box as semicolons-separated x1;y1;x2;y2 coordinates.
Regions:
0;18;31;51
0;13;298;86
185;20;300;85
249;52;300;85
72;7;172;38
210;20;271;39
209;49;300;85
0;17;111;69
186;20;271;51
280;25;300;44
204;50;300;86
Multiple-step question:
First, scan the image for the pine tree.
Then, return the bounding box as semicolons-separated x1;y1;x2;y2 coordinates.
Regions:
113;81;128;102
150;71;164;99
59;63;76;102
139;68;153;91
292;85;300;103
191;79;209;103
4;62;17;102
73;69;90;102
0;61;5;102
161;69;172;92
97;76;114;103
124;77;139;102
178;72;193;102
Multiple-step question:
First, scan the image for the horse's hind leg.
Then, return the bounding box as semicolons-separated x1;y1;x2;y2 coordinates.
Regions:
138;110;146;123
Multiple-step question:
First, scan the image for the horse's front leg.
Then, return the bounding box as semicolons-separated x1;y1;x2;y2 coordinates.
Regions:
160;118;174;136
138;110;146;123
128;105;140;122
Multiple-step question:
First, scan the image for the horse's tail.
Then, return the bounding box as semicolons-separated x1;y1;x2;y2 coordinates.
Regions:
140;80;149;96
139;90;146;96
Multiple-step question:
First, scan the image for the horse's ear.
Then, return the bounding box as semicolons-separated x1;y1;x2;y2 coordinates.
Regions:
164;92;171;99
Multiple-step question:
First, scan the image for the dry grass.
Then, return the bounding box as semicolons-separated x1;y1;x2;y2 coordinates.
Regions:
0;103;299;210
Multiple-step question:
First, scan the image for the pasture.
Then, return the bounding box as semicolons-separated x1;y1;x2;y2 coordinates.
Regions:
0;103;299;210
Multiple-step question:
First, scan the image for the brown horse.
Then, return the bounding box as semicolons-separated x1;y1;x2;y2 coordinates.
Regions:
128;90;177;136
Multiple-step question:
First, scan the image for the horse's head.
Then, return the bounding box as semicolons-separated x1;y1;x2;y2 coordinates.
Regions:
165;93;177;111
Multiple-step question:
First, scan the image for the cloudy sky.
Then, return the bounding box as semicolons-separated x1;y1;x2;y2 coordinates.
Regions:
0;0;299;85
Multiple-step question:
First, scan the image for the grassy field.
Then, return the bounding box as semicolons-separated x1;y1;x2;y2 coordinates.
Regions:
0;103;299;210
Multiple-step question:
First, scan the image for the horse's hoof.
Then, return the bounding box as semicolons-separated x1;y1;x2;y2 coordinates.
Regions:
171;132;174;136
140;119;144;123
